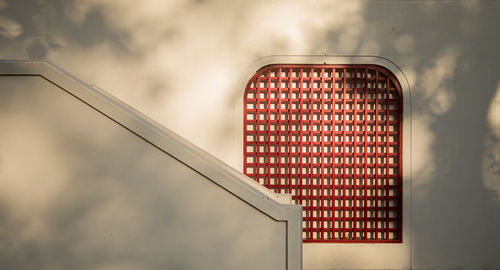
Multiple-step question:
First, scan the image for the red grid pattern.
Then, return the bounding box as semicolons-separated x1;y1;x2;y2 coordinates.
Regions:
243;64;402;242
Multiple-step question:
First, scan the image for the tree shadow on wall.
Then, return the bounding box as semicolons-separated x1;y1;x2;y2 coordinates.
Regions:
347;2;500;268
0;0;130;59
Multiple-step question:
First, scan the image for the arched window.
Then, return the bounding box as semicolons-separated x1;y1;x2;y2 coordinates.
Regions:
243;64;402;242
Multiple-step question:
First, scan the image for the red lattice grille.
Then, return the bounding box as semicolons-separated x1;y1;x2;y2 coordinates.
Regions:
243;64;402;242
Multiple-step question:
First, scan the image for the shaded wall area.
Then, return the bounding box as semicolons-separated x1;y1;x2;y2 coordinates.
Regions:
353;2;500;268
0;75;288;269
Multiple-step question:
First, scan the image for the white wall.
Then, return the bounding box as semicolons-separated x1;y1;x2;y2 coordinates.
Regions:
0;64;301;269
1;0;499;269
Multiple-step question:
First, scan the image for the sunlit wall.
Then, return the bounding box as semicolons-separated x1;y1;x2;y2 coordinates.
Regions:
1;0;499;269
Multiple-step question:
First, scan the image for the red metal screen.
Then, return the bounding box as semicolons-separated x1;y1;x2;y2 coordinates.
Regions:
243;64;402;242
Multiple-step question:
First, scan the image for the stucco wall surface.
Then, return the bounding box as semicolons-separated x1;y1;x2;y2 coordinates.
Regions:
0;0;499;269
